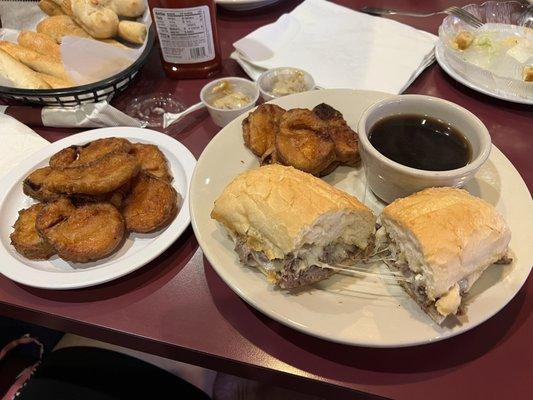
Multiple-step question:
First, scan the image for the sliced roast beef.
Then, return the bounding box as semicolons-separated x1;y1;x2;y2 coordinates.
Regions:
233;237;364;289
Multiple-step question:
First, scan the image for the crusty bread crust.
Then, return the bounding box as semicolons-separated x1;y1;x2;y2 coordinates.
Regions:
18;31;61;62
108;0;146;18
117;21;147;45
382;187;511;298
211;164;375;259
0;48;51;89
70;0;119;39
37;15;91;44
36;72;74;88
0;41;68;80
39;0;65;16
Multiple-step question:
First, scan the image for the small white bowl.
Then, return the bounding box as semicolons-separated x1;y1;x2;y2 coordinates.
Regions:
200;77;259;127
257;67;315;101
357;95;491;203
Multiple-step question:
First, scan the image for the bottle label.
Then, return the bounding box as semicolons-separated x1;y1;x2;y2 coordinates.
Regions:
153;6;215;64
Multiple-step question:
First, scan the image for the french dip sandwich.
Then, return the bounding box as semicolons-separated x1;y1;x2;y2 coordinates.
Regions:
377;187;511;323
211;165;376;289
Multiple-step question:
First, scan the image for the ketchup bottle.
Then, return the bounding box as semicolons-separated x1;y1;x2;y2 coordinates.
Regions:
148;0;222;79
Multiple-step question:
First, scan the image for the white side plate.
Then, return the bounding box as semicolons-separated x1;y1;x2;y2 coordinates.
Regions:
0;127;196;290
190;89;533;347
435;41;533;106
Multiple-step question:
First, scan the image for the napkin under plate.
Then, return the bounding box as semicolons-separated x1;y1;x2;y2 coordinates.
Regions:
233;0;438;94
0;114;48;180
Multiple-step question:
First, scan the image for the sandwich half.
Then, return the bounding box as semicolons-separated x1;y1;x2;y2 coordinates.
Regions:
211;164;376;289
378;187;511;323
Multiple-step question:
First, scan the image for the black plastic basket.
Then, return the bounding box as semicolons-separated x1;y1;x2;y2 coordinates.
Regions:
0;26;155;106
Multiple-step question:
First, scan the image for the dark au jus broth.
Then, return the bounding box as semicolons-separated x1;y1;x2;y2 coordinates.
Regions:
368;114;472;171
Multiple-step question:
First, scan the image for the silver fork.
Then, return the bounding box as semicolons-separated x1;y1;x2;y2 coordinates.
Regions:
361;5;484;28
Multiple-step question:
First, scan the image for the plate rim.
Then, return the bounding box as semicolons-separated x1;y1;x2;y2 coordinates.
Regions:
190;88;533;347
0;127;196;290
435;41;533;106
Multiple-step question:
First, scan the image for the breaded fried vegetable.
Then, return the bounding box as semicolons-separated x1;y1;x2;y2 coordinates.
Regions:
130;143;172;182
242;104;285;159
122;172;180;233
276;108;336;176
49;137;132;168
313;103;359;167
44;152;140;195
36;198;125;263
10;203;56;260
23;167;61;202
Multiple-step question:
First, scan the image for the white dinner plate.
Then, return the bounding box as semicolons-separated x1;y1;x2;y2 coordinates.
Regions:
435;41;533;106
0;127;196;290
216;0;282;11
190;89;533;347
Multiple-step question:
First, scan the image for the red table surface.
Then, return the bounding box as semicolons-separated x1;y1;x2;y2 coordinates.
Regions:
1;1;532;399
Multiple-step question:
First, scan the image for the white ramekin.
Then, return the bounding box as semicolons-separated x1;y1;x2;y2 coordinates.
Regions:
357;95;491;203
200;77;259;127
257;67;315;101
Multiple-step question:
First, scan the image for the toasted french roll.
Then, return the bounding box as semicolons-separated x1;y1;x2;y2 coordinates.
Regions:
378;187;512;323
211;165;376;289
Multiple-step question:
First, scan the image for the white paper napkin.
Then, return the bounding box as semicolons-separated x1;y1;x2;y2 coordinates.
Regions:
233;0;438;94
0;114;48;180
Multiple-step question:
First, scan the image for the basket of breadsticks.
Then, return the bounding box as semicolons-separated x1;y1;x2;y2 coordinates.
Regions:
0;0;154;106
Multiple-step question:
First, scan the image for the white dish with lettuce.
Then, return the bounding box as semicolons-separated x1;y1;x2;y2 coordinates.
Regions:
437;1;532;104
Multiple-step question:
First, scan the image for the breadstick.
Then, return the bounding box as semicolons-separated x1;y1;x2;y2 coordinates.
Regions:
18;31;61;62
0;41;69;80
117;21;146;45
39;0;64;16
37;15;91;44
99;38;131;50
36;72;74;88
0;49;51;89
